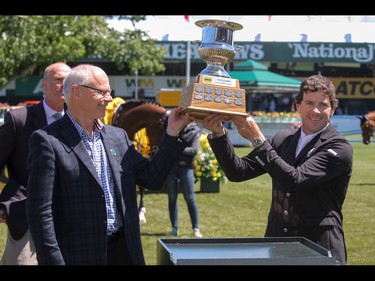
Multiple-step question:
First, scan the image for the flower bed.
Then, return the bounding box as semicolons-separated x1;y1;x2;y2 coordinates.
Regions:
194;133;227;184
251;111;301;123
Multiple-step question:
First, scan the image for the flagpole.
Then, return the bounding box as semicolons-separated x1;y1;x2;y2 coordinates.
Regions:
135;69;138;99
186;40;191;85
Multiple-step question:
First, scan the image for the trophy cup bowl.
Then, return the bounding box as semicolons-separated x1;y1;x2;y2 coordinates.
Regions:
196;19;243;78
179;19;249;119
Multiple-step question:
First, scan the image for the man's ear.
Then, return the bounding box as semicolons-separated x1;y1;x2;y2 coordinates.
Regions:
72;84;80;98
41;79;46;92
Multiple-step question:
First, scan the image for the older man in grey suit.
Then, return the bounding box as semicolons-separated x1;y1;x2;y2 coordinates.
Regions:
26;64;190;265
0;62;71;265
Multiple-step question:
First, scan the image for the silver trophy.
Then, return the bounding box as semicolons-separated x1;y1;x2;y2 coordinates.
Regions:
196;19;243;78
179;19;248;118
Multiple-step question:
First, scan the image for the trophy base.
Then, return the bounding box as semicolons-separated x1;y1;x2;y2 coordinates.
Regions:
179;106;249;120
179;74;248;119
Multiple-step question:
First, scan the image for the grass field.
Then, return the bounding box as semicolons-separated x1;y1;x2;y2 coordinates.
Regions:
0;134;374;265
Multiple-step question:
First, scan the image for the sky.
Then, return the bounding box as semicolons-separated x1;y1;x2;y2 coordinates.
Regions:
107;15;375;43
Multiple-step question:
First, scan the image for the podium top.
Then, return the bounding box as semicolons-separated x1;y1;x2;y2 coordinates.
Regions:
157;237;339;265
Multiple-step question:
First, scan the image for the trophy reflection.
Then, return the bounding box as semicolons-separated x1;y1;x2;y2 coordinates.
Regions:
179;19;248;119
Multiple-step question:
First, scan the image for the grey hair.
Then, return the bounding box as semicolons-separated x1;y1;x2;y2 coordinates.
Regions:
63;64;95;96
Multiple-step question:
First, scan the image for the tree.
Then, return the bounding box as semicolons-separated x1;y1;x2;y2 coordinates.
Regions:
0;15;166;88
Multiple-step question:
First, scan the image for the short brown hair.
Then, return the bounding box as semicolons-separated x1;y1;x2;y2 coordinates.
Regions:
295;75;338;110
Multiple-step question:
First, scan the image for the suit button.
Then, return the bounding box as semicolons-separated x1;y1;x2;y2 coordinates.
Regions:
283;210;288;215
283;228;288;233
285;192;290;197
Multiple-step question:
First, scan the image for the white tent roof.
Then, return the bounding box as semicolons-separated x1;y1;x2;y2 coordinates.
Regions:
107;15;375;43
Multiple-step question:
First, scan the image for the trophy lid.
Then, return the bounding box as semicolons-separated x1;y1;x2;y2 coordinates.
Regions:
195;19;243;31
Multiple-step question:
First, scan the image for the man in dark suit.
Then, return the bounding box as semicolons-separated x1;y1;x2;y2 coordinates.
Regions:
198;75;353;265
26;64;190;265
0;62;71;265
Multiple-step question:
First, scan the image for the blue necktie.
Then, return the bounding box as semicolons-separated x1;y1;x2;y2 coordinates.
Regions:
53;112;63;120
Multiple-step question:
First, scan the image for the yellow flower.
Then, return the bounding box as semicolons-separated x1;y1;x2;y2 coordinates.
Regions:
251;111;301;120
194;133;227;183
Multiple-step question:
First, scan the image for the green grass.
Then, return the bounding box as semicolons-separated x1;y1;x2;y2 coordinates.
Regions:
1;135;374;265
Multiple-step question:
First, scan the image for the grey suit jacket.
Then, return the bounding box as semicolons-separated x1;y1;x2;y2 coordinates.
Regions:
26;114;186;265
208;123;353;264
0;102;47;240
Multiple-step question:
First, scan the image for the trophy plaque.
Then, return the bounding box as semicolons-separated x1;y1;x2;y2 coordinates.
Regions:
179;19;248;119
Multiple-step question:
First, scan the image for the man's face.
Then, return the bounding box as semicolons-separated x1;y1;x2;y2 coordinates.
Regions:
296;91;334;135
42;66;71;105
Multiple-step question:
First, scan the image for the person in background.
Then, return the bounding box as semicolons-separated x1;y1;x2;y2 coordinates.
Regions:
0;62;72;265
26;64;190;265
165;120;202;238
197;75;353;265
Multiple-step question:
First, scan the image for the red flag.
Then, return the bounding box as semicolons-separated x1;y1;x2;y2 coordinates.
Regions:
184;15;190;22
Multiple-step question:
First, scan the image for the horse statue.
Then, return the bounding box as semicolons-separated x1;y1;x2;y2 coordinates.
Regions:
111;99;169;223
357;111;375;144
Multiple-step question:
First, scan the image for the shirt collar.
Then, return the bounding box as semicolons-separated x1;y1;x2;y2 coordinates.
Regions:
300;122;329;140
43;99;64;119
66;112;105;136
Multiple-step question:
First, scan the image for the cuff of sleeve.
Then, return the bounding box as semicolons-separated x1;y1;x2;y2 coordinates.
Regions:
207;133;217;140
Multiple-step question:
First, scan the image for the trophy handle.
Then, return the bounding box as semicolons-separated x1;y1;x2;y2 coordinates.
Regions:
235;45;242;51
192;40;201;45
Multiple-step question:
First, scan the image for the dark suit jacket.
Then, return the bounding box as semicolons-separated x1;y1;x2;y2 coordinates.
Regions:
208;124;353;264
0;102;47;240
26;114;186;265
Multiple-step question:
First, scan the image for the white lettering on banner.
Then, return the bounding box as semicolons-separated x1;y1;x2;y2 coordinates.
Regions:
190;44;200;60
235;44;265;60
167;43;186;59
161;42;200;60
160;42;375;63
161;42;265;61
288;43;375;63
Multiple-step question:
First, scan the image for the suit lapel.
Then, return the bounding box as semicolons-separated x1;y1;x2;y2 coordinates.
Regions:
294;138;319;163
286;130;300;163
58;116;102;185
100;127;125;215
293;124;336;163
29;102;48;130
101;128;122;193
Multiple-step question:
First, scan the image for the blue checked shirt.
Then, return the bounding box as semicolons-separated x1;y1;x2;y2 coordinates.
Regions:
67;113;122;234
